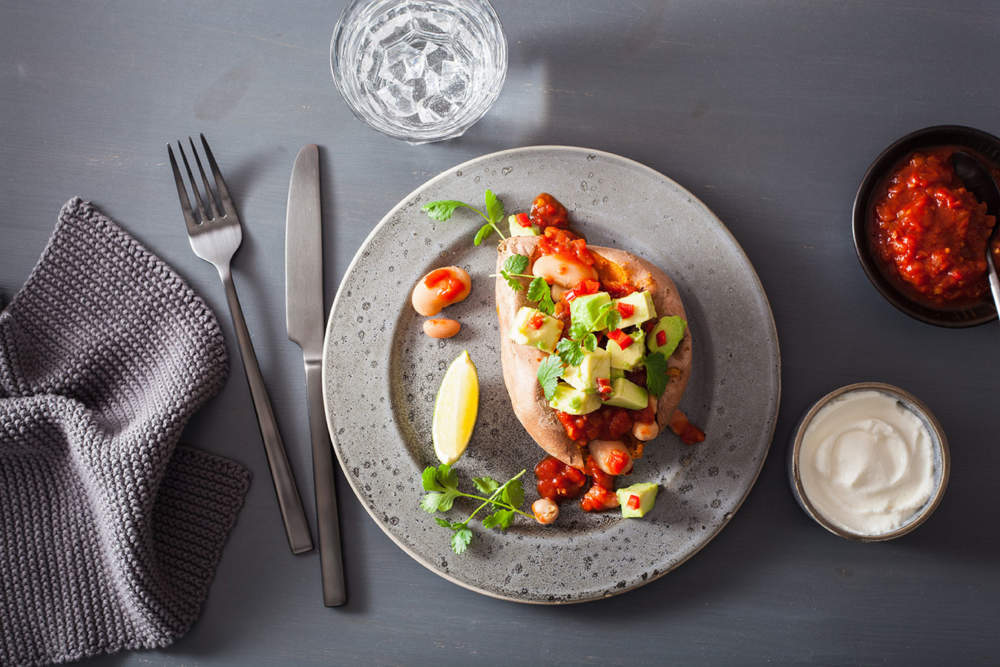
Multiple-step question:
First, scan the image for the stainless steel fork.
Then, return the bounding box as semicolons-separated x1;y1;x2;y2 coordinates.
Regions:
168;134;313;555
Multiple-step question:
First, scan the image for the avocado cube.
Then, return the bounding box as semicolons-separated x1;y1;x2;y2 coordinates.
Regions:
548;382;601;415
508;214;539;237
616;482;659;518
561;347;611;392
603;377;648;410
610;367;625;380
607;329;646;370
613;291;657;329
647;315;687;357
569;292;612;333
511;307;563;353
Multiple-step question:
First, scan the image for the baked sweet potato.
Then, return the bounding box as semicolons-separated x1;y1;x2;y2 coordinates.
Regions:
496;236;692;469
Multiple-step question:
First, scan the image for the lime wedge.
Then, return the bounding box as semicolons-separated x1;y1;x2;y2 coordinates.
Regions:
433;350;479;465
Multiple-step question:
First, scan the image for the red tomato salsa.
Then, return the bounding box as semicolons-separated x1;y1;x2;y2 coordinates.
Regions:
423;267;466;301
871;148;998;305
529;192;569;229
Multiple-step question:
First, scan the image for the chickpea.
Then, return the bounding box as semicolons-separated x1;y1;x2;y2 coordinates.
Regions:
532;498;559;525
531;253;598;289
422;318;461;339
411;266;472;316
550;284;568;302
632;420;660;441
589;439;634;476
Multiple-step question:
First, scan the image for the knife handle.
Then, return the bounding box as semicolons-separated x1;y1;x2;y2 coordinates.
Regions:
221;270;314;555
304;360;347;606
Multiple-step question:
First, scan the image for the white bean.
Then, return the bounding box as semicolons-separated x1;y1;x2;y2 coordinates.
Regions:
632;421;660;441
532;498;559;525
531;253;598;289
422;318;461;339
589;439;634;475
411;266;472;316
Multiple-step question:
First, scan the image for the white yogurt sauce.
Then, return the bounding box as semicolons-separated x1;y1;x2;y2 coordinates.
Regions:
799;390;935;536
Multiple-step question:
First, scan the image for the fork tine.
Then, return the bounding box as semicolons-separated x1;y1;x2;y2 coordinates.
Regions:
177;141;209;223
189;137;221;219
200;134;237;217
167;144;199;232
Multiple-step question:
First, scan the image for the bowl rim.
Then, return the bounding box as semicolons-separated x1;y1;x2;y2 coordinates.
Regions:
788;381;951;542
852;124;1000;327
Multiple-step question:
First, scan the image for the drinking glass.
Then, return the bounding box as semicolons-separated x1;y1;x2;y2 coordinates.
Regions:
331;0;507;144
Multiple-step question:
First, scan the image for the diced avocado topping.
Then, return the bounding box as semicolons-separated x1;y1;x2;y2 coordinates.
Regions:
613;291;657;329
511;306;563;353
603;377;648;410
617;482;658;518
562;347;611;392
647;315;686;357
610;367;625;380
548;382;601;415
569;292;612;334
508;214;539;237
607;329;646;370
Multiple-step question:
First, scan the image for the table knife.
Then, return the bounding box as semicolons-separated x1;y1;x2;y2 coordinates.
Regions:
285;144;346;607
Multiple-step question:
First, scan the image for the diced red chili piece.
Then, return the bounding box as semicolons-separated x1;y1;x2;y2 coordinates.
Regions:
656;330;667;347
424;268;465;301
596;377;612;400
607;329;633;349
515;212;531;227
565;279;601;303
617;302;635;318
529;313;545;329
605;448;631;475
627;494;641;510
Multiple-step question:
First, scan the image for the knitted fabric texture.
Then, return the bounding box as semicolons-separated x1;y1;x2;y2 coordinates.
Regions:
0;198;250;666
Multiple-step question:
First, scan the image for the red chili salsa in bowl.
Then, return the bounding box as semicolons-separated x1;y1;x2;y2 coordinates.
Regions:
870;147;999;307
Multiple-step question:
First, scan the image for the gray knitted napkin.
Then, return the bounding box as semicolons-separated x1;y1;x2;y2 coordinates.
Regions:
0;198;250;666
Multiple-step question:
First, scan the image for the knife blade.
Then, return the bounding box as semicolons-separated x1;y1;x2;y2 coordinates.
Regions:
286;144;346;607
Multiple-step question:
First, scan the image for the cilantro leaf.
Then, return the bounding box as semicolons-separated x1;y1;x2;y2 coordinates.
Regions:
481;512;499;529
421;200;472;222
536;354;564;401
421;492;444;513
503;254;529;275
421;466;444;492
485;509;515;531
435;517;453;528
474;222;494;246
451;527;473;554
484;189;504;224
500;479;524;509
569;321;591;341
582;333;598;351
472;476;500;495
603;304;621;331
556;338;584;367
436;463;458;490
527;277;555;314
644;351;669;397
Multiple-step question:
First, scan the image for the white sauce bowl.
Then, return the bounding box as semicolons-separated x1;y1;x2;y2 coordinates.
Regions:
788;382;950;541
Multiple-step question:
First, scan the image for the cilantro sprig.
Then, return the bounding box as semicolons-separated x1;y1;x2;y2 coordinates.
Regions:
494;253;555;314
536;354;564;401
420;463;532;554
422;189;507;246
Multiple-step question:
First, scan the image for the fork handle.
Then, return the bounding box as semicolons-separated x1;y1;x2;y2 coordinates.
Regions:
220;269;314;555
305;360;346;606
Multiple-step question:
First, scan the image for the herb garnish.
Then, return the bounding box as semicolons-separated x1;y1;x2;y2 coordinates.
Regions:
643;351;669;396
536;354;564;401
555;338;585;367
420;463;532;554
422;189;507;246
495;252;555;314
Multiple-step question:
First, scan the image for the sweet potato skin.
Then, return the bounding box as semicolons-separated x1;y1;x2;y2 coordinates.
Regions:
496;237;692;468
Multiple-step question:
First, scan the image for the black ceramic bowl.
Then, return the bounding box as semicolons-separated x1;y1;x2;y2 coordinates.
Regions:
852;124;1000;327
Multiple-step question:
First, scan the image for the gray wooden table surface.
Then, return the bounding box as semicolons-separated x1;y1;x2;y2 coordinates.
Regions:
2;1;998;665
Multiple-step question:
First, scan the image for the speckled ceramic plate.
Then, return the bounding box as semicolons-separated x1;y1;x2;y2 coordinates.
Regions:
322;146;780;604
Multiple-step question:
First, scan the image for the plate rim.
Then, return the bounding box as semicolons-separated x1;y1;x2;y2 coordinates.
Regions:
322;144;782;604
